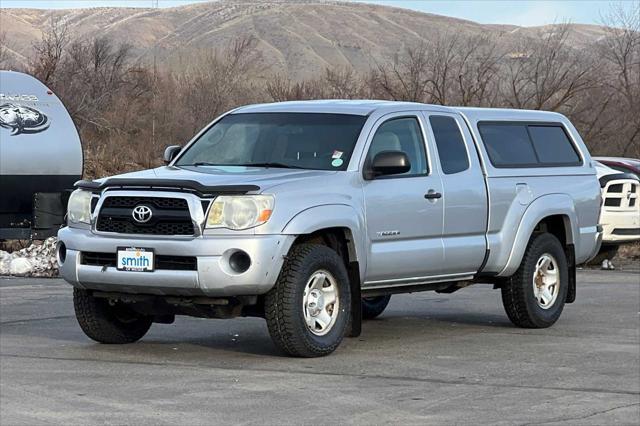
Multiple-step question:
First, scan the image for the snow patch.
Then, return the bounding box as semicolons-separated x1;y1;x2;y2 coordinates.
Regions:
0;237;59;277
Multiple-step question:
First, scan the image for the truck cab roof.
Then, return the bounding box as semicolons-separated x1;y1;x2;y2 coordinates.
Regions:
234;100;567;123
234;100;454;116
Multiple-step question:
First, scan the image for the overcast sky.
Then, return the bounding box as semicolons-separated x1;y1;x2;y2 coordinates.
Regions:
0;0;632;27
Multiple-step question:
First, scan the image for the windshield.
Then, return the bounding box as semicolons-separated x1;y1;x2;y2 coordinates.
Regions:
176;113;367;171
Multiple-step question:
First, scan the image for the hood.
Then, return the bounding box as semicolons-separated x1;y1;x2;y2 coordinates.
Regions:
594;162;618;179
101;165;338;192
595;161;640;188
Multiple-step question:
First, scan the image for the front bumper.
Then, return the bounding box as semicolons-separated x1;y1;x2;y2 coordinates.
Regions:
57;227;295;296
601;210;640;243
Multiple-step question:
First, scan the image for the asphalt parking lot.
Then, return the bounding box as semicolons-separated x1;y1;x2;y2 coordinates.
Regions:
1;269;638;425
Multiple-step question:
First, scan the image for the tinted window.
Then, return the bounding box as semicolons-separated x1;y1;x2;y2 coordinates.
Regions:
429;115;469;174
176;113;366;171
366;117;428;177
478;122;582;168
528;126;581;165
478;124;538;167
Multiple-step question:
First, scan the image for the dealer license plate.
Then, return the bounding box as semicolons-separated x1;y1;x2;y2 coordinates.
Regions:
116;247;155;272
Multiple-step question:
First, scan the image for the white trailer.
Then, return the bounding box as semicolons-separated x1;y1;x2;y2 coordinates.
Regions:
0;71;83;239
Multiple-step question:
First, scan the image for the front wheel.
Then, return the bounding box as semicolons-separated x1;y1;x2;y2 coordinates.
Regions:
73;288;152;344
265;244;351;357
501;233;568;328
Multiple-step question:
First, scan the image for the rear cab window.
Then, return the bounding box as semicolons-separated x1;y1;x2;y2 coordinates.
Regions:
478;122;582;168
429;115;470;174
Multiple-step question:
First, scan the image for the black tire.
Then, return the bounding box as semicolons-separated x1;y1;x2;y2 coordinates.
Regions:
73;288;152;344
362;295;391;319
501;233;569;328
265;244;351;357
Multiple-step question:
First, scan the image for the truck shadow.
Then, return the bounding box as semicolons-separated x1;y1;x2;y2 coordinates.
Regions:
148;310;516;357
0;309;529;360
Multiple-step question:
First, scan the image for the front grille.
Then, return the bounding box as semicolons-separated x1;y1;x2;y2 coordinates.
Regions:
603;181;639;211
96;196;195;235
82;252;197;271
608;184;623;193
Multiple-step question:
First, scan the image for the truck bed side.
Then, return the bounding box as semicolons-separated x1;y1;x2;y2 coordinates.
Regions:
456;108;601;275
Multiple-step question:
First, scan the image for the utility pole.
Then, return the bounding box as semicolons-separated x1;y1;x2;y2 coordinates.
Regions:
151;0;158;164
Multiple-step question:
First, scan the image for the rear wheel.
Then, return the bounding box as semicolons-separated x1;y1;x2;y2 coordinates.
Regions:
73;288;152;344
265;244;351;357
362;295;391;319
501;233;568;328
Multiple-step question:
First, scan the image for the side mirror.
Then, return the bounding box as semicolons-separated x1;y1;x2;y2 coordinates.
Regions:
365;151;411;179
163;145;182;165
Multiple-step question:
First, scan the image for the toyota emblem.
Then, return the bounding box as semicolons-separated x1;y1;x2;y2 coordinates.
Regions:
132;205;153;223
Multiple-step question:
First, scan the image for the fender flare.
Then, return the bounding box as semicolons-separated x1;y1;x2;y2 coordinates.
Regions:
281;204;366;338
280;203;366;277
499;194;577;277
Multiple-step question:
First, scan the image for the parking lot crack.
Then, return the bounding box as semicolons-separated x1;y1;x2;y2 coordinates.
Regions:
520;402;640;425
0;315;75;325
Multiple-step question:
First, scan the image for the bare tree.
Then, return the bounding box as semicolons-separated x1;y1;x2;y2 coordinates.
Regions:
597;2;640;156
265;74;321;101
265;67;362;101
0;31;8;67
370;42;432;102
323;67;363;99
453;34;503;106
369;33;503;106
174;36;260;134
57;37;142;132
28;16;69;85
502;24;597;111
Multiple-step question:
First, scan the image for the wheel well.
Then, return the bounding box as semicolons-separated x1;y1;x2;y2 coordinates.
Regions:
533;215;570;246
292;227;357;266
292;227;362;337
533;214;576;303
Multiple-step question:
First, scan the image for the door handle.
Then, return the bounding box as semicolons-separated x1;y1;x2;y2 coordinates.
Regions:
424;191;442;200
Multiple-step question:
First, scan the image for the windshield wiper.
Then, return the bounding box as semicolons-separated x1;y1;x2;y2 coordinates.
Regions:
234;162;308;169
242;162;307;169
190;162;224;167
187;162;307;169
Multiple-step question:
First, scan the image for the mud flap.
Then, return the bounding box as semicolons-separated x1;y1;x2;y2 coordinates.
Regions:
566;244;576;303
347;261;361;337
32;192;66;239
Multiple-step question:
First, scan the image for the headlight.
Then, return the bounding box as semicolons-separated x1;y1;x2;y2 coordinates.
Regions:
67;189;92;224
206;195;274;230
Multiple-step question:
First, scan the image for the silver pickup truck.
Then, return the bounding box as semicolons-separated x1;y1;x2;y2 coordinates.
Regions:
57;100;602;357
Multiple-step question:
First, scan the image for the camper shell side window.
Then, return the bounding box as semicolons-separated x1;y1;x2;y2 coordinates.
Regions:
477;121;583;168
